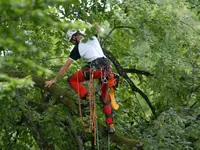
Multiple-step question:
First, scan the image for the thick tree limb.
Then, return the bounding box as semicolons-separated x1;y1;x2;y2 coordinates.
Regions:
6;72;140;148
6;72;78;113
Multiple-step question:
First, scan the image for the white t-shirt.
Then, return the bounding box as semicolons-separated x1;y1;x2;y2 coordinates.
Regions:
69;36;106;62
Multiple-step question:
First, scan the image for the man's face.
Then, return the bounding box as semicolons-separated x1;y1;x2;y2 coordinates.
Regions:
71;35;78;45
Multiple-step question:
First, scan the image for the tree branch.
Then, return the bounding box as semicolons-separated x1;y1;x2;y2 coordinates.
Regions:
24;114;55;150
6;72;78;113
188;100;199;113
60;118;84;150
180;21;200;35
101;26;135;46
123;68;153;76
104;50;156;116
101;24;155;115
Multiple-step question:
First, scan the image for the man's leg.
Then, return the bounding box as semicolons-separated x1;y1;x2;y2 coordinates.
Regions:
68;68;115;133
100;83;115;133
100;83;114;125
67;69;88;99
92;70;115;133
68;68;102;100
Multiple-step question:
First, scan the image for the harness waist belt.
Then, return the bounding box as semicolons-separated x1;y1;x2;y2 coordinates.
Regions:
88;57;110;70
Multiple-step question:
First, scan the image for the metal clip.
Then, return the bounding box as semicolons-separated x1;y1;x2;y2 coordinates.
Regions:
103;77;107;83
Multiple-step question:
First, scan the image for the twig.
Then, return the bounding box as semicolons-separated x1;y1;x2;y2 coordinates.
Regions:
180;21;200;35
123;68;153;76
44;57;67;61
101;26;135;46
188;100;199;113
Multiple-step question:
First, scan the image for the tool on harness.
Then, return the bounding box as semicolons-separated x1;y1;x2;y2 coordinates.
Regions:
109;87;119;110
108;74;119;89
84;57;120;111
101;68;108;83
83;57;110;81
107;73;120;110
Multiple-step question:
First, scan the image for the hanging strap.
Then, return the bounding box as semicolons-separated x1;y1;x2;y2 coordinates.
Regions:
107;74;120;110
109;87;119;110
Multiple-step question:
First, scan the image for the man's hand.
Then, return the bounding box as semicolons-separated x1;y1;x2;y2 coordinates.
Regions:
93;23;101;33
45;79;57;88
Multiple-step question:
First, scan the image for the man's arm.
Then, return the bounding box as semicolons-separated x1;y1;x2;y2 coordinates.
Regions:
45;58;73;88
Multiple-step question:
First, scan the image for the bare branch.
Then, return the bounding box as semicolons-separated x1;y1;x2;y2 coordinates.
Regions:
123;68;153;76
180;21;200;35
104;50;156;116
101;26;135;46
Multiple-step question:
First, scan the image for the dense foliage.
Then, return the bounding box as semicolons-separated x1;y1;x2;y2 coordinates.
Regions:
1;0;200;149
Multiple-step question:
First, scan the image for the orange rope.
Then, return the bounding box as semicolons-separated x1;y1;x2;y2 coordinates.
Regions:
88;69;97;145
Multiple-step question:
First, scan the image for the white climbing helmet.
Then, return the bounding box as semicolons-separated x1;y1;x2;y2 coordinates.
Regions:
66;29;85;41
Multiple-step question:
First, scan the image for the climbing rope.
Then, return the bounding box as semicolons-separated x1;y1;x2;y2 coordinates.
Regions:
76;67;117;149
88;69;97;145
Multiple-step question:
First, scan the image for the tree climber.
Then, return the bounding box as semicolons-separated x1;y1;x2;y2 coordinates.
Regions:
45;26;119;134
